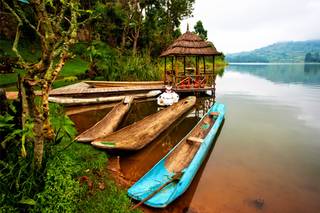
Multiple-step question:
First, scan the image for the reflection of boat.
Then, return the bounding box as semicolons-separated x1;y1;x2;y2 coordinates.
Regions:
157;86;179;106
76;96;133;142
128;102;225;208
91;96;196;150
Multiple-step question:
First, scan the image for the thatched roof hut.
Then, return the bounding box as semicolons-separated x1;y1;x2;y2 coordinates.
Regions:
160;29;221;90
160;30;221;57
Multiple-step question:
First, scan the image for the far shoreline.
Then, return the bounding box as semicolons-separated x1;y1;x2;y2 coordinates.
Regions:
227;62;320;65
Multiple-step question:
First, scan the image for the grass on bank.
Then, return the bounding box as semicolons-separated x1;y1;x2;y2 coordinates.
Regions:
0;102;140;212
38;141;139;213
40;105;140;212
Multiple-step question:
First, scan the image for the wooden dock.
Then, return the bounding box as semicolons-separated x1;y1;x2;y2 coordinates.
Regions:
49;82;165;97
5;80;215;101
49;81;215;97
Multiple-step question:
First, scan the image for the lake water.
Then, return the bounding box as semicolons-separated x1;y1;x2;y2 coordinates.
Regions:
70;63;320;213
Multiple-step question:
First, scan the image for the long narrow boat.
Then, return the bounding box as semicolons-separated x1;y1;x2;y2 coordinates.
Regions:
127;102;225;208
91;96;196;150
49;90;161;106
84;80;164;88
76;96;134;143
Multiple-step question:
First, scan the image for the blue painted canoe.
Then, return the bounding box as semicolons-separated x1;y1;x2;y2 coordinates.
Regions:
128;102;225;208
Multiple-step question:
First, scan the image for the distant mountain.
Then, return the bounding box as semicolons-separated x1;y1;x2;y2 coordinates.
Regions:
226;40;320;63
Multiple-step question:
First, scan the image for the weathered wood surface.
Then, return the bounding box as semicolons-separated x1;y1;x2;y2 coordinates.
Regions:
65;98;155;116
165;115;214;173
6;91;42;100
76;96;134;142
85;80;164;88
91;96;196;150
50;83;164;96
48;90;161;106
65;103;117;116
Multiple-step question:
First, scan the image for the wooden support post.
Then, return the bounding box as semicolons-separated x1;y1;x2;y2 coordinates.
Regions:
203;56;206;74
175;56;178;85
183;56;186;75
164;57;167;83
171;57;174;71
212;56;215;73
196;56;199;75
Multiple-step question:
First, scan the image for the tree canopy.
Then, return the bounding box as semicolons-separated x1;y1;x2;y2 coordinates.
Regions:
194;20;207;40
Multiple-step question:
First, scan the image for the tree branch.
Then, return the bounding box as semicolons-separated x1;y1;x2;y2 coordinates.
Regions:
13;0;45;42
1;0;27;67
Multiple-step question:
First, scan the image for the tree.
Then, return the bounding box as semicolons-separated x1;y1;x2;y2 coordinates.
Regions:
305;53;313;62
1;0;88;169
194;20;207;40
305;52;320;63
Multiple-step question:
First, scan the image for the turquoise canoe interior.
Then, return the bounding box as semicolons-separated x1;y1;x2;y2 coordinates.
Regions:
128;102;225;208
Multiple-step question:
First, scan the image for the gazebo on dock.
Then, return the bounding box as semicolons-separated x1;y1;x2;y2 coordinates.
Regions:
160;28;221;92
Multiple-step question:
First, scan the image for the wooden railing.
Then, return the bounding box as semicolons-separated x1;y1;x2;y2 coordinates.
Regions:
174;73;214;89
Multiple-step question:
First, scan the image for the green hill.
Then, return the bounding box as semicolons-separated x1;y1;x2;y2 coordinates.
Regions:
226;40;320;63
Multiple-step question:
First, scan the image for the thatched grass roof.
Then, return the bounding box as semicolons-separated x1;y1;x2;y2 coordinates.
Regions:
160;31;221;57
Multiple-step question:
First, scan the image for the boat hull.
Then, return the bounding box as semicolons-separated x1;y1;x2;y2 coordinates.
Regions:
75;96;133;142
127;102;225;207
91;96;196;150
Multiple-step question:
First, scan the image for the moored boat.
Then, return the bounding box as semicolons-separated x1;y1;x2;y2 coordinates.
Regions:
91;96;196;150
76;96;134;142
127;102;225;208
49;90;161;106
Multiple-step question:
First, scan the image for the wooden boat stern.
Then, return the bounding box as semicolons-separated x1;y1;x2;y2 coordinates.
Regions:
128;103;225;208
91;96;197;150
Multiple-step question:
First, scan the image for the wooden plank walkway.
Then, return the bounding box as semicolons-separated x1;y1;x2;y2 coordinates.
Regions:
6;81;215;100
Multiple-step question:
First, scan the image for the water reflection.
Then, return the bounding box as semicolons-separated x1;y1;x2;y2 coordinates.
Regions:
228;63;320;85
217;64;320;130
209;63;320;213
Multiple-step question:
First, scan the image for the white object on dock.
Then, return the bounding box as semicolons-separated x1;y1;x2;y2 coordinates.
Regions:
157;86;179;106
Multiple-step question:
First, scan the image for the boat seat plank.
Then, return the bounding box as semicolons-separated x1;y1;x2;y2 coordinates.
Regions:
124;96;133;104
187;136;204;144
210;112;219;116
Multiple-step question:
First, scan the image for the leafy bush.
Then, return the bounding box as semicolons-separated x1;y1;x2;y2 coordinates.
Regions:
120;55;162;81
78;41;162;81
0;103;77;212
0;102;41;212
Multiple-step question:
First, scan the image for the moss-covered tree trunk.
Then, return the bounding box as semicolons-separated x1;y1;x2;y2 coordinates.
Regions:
2;0;81;169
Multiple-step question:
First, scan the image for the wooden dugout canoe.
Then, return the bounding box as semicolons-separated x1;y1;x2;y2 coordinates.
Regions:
84;80;164;88
127;102;225;208
91;96;196;150
49;90;161;106
76;96;134;143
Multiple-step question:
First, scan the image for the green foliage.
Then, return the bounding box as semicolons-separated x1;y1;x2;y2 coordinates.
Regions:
305;52;320;63
0;103;78;212
60;57;89;77
119;55;162;81
91;2;126;47
226;40;320;63
0;102;40;212
194;20;207;40
78;179;140;213
49;103;78;140
0;39;89;90
34;151;82;212
83;41;162;81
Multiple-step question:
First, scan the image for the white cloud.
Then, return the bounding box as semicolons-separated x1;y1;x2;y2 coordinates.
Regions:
181;0;320;53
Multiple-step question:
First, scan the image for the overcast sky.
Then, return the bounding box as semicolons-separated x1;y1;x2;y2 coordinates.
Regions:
181;0;320;53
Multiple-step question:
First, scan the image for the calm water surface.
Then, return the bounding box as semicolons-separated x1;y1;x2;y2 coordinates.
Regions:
70;64;320;213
